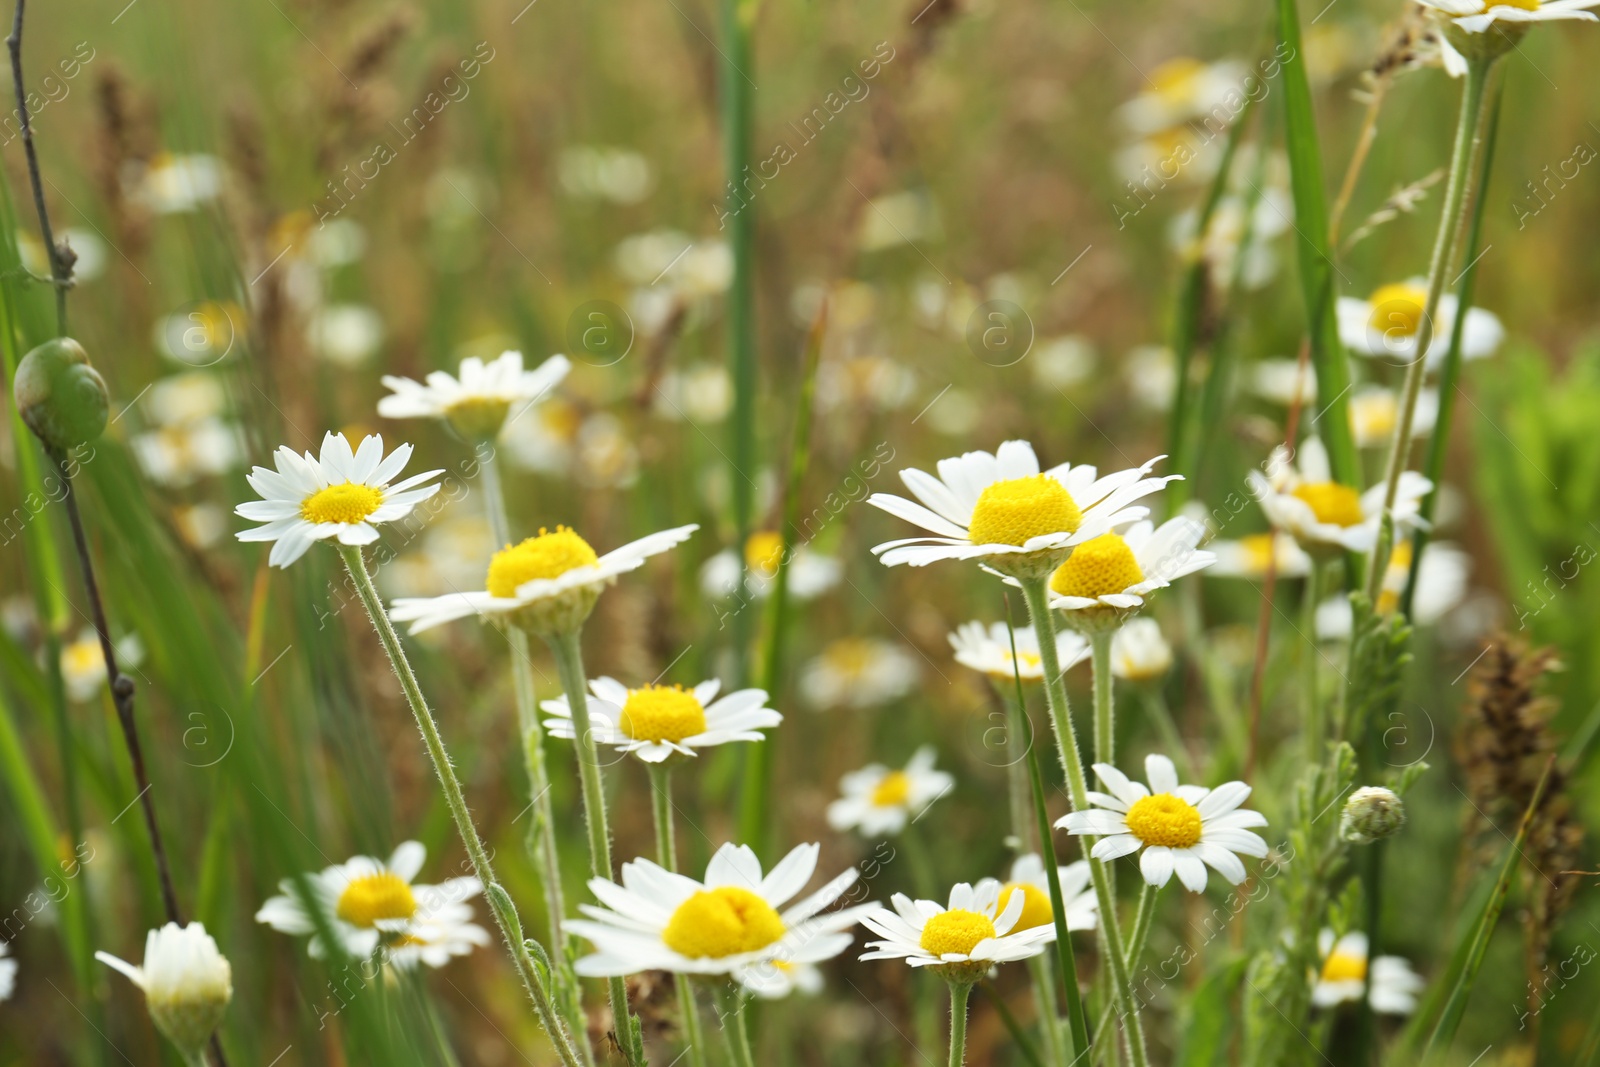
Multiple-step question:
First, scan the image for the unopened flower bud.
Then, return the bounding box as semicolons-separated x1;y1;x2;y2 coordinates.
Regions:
13;337;107;452
1340;786;1406;845
97;922;232;1059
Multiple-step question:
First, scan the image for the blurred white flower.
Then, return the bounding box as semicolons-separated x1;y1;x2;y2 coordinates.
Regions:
1349;385;1439;449
61;628;144;703
173;503;228;550
155;301;243;367
815;354;916;413
827;746;954;836
1031;336;1096;390
132;153;223;214
19;227;106;282
1125;345;1176;411
1336;280;1503;369
143;372;228;427
800;636;919;709
700;531;841;601
1312;930;1422;1014
1208;531;1313;580
1249;437;1430;554
1116;57;1250;137
558;145;654;204
131;417;243;488
1250;357;1317;407
654;363;733;424
307;304;384;367
0;939;15;1001
1110;617;1173;682
1316;540;1469;639
857;189;940;252
501;395;582;475
575;412;639;488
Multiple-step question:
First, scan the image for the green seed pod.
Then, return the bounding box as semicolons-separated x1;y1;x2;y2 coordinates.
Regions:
13;337;108;452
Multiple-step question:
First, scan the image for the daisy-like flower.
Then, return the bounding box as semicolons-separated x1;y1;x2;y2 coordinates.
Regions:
255;841;488;969
1349;386;1440;450
1115;56;1250;137
859;880;1054;980
1042;516;1214;630
1110;617;1174;683
1060;754;1268;893
1315;540;1469;639
799;636;919;709
0;939;16;1001
134;153;223;215
1417;0;1600;75
699;530;842;601
1312;930;1424;1014
131;417;243;488
61;628;145;703
947;621;1089;683
388;523;697;636
1336;280;1503;368
1251;357;1317;407
235;432;443;569
1248;438;1431;554
565;842;875;998
540;677;780;763
377;350;571;441
983;854;1098;938
738;958;826;999
96;922;232;1059
826;746;954;837
1207;531;1314;580
867;440;1179;580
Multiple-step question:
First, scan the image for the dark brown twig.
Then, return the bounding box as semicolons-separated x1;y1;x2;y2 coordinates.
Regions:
7;0;69;334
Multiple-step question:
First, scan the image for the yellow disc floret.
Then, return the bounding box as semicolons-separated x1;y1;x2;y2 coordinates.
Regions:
1000;883;1053;932
336;871;418;928
967;475;1082;548
744;531;785;576
919;909;997;957
619;685;708;743
301;483;383;525
871;770;912;808
1290;483;1364;528
1050;533;1144;599
486;527;599;597
1150;57;1205;102
1123;794;1204;850
1320;948;1368;984
1366;282;1428;338
662;887;786;959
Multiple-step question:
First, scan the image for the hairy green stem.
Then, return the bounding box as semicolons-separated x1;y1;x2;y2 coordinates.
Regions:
649;765;710;1067
1090;631;1115;769
719;985;758;1067
337;546;583;1067
947;981;973;1067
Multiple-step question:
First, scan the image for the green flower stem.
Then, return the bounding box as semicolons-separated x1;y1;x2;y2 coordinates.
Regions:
336;546;584;1067
547;626;644;1067
1025;954;1067;1067
1302;561;1323;765
946;981;974;1067
1019;577;1150;1067
1369;54;1491;599
718;985;758;1067
1000;687;1036;853
1090;630;1115;773
648;765;710;1067
1124;884;1159;974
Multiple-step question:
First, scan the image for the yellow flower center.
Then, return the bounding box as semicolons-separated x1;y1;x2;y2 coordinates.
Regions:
1366;283;1428;338
62;640;104;677
744;530;785;577
967;475;1082;548
1320;949;1368;984
1290;483;1365;528
1000;883;1053;932
618;685;708;743
1150;57;1205;102
822;638;875;678
1499;0;1540;10
1241;533;1279;575
301;482;383;525
336;872;418;928
919;909;997;957
662;887;786;959
1350;392;1398;441
486;527;599;597
1050;533;1144;599
1123;793;1204;849
871;770;913;808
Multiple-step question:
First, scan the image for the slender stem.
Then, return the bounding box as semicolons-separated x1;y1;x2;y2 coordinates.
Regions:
1124;885;1159;975
1090;632;1115;768
1018;578;1150;1067
1302;561;1323;765
546;627;644;1067
648;765;710;1067
946;981;973;1067
1369;56;1490;598
336;546;583;1067
719;985;758;1067
1002;687;1036;854
7;0;67;334
1025;954;1066;1067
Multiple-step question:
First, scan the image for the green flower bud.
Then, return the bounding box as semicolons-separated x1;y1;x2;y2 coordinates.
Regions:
13;337;108;452
1339;786;1406;845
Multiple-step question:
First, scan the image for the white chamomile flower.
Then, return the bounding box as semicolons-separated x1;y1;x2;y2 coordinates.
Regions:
947;621;1089;683
1042;516;1214;626
136;153;223;215
1349;386;1440;450
1315;540;1469;639
799;637;920;710
235;432;443;569
0;939;15;1001
984;854;1098;938
1251;357;1317;407
96;922;232;1058
388;523;697;636
1417;0;1600;76
699;531;842;602
1060;754;1268;893
377;350;571;441
566;842;874;997
255;841;487;969
541;677;780;763
1248;437;1431;554
1115;57;1250;137
738;958;826;999
867;440;1179;580
1110;617;1173;683
1207;531;1313;580
858;880;1053;979
826;746;953;837
1312;930;1424;1014
61;628;145;703
1336;280;1503;369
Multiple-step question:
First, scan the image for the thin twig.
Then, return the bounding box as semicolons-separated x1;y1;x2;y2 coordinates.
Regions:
7;0;68;334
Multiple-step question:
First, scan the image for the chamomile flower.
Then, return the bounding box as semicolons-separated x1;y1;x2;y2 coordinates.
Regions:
984;854;1098;937
255;841;487;968
0;939;15;1001
1247;437;1431;554
1110;617;1174;683
1116;57;1250;137
1060;754;1268;893
378;350;571;441
738;958;826;999
947;621;1089;683
135;153;223;215
1312;930;1424;1014
826;746;953;837
388;523;697;636
1043;516;1213;626
61;628;145;703
1336;280;1503;369
1315;540;1469;639
1207;531;1313;580
1251;357;1317;406
867;440;1179;580
1417;0;1600;75
96;923;232;1059
131;418;242;488
235;432;443;569
1349;386;1440;449
540;677;780;763
799;637;919;710
566;842;874;994
858;880;1053;979
699;531;842;601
